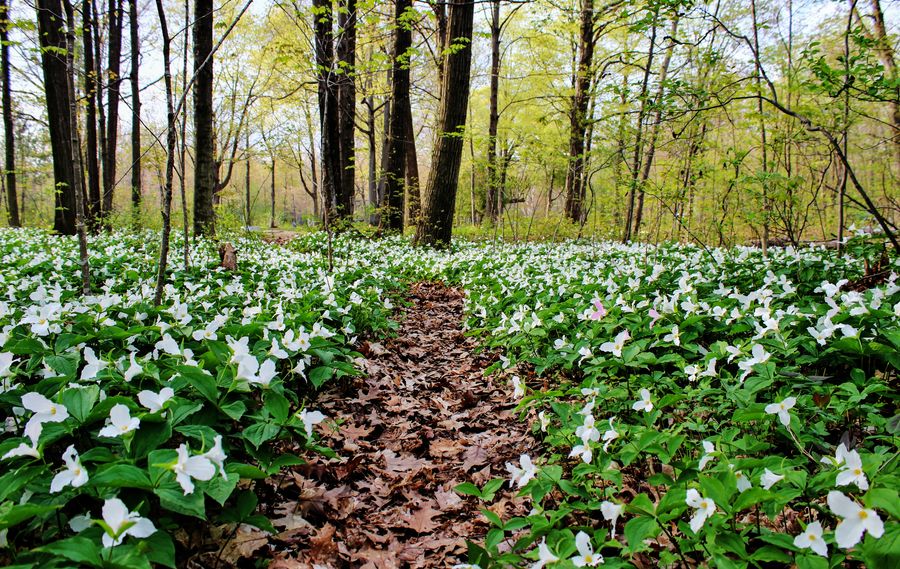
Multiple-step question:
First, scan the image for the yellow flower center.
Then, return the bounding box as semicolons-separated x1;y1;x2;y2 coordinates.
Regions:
701;500;709;509
859;511;869;520
120;424;129;431
585;555;593;562
50;407;57;415
808;534;817;541
853;468;862;476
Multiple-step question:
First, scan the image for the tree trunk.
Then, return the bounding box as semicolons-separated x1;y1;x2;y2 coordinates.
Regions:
374;66;392;225
245;133;251;226
313;0;340;223
193;0;215;235
633;14;678;237
81;0;101;227
382;0;412;233
750;0;769;255
270;158;276;228
403;106;420;225
336;0;356;219
484;0;501;225
365;96;377;220
153;0;175;304
62;0;90;292
0;0;19;227
129;0;141;225
868;0;900;174
101;0;123;223
414;0;475;247
37;0;77;235
563;0;594;224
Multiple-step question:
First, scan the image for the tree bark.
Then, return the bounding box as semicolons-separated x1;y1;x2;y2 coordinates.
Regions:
270;158;276;228
336;0;356;219
483;0;502;225
867;0;900;174
750;0;769;255
82;0;101;227
37;0;77;234
313;0;340;223
563;0;595;223
101;0;123;222
1;0;19;226
193;0;215;235
403;105;420;225
129;0;141;225
154;0;175;304
382;0;412;233
414;0;475;247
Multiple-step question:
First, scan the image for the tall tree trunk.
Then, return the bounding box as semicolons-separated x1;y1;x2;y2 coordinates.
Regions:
82;0;101;227
179;0;189;260
365;96;377;220
414;0;475;247
193;0;215;235
403;106;420;225
92;0;106;195
336;0;356;219
563;0;594;223
867;0;900;174
0;0;19;227
313;0;340;223
154;0;175;304
129;0;141;225
62;0;90;292
37;0;77;235
483;0;501;225
374;65;392;225
102;0;123;222
622;7;658;242
245;132;251;226
270;158;276;228
750;0;769;255
633;14;678;236
382;0;412;233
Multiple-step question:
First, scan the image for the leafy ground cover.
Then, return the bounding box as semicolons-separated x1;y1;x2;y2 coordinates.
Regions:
0;229;897;568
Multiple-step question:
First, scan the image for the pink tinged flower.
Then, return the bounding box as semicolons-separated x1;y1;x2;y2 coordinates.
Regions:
835;448;868;491
571;530;602;567
632;388;653;413
648;308;661;328
828;491;884;549
588;299;606;321
685;488;716;532
600;500;623;539
98;404;140;438
137;387;175;413
794;521;828;557
100;497;156;547
299;409;326;439
764;396;796;427
506;454;537;489
171;443;216;494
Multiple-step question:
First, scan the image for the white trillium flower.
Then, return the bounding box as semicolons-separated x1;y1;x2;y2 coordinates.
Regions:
506;454;537;489
760;468;784;490
80;347;108;381
827;490;884;548
601;417;618;451
100;497;156;547
512;375;525;399
685;488;716;532
764;396;796;427
299;409;326;439
663;324;681;346
201;434;228;478
50;445;88;492
569;443;592;463
600;500;624;539
835;447;868;491
137;387;175;413
599;330;630;358
632;388;653;413
793;521;828;557
171;443;216;494
538;411;550;432
576;414;601;443
98;404;140;438
571;531;602;567
698;441;715;471
122;353;143;382
734;470;752;493
531;537;559;569
155;334;181;356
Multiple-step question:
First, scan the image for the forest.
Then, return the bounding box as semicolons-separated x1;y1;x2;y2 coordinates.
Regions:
0;0;898;567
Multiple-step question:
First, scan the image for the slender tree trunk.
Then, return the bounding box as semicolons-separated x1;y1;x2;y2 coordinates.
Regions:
102;0;123;223
484;0;501;224
81;0;101;227
751;0;769;255
414;0;475;247
563;0;595;224
179;0;189;261
336;0;356;219
92;0;106;195
37;0;77;234
0;0;19;227
270;157;276;228
403;106;420;225
62;0;90;292
245;132;251;226
365;96;377;220
129;0;141;226
193;0;215;235
313;0;340;223
633;14;678;236
374;66;392;225
154;0;175;304
868;0;900;174
623;8;658;242
382;0;412;233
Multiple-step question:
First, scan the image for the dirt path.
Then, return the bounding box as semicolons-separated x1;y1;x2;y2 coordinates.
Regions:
268;282;536;568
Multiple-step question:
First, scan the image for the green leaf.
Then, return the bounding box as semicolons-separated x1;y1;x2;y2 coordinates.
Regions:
38;536;104;567
90;464;153;490
243;422;280;448
859;523;900;569
624;516;658;552
455;482;482;498
219;400;247;421
137;531;177;569
0;502;58;529
308;366;334;389
178;365;219;403
154;484;206;518
264;392;290;423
